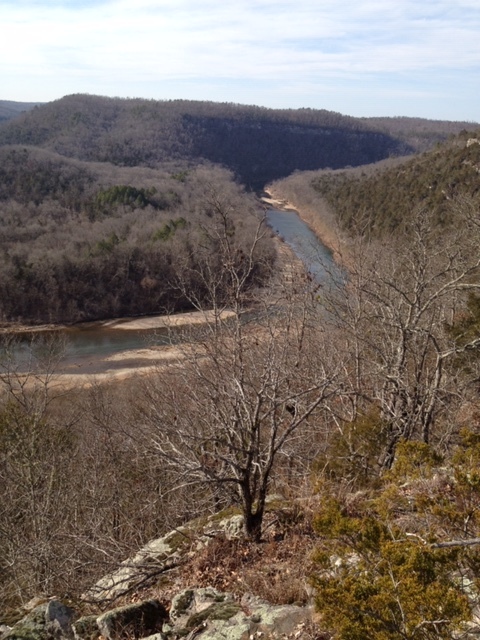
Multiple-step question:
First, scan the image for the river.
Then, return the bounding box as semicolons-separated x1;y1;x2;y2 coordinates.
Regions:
0;207;338;375
265;207;340;284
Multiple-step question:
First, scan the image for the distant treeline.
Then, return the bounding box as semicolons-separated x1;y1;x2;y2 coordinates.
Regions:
0;94;441;190
0;100;43;124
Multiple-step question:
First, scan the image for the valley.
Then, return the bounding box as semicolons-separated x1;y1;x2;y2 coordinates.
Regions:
1;95;480;640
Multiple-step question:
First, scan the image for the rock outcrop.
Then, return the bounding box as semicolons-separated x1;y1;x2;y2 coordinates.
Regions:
1;591;312;640
1;502;315;640
84;512;244;603
1;600;74;640
166;588;312;640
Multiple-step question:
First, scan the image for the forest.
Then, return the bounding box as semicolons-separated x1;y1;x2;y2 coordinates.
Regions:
2;97;480;639
0;94;477;188
0;95;478;326
310;129;480;235
0;146;275;324
0;101;42;125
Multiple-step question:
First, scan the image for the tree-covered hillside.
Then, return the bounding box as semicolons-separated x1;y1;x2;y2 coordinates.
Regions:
2;97;477;324
310;129;480;234
0;94;417;189
361;115;479;152
2;95;477;190
0;100;41;124
0;146;274;325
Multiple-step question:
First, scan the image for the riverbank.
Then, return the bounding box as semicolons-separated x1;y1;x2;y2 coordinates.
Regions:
0;309;236;335
0;210;326;383
0;310;241;385
105;309;236;330
49;344;187;388
262;187;350;268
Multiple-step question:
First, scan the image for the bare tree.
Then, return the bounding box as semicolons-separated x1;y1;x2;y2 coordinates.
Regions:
0;335;185;606
139;301;337;540
137;192;338;540
0;333;79;603
323;203;480;469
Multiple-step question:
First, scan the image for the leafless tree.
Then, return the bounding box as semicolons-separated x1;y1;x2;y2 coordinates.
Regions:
0;335;187;606
0;333;79;602
137;192;339;540
323;202;480;469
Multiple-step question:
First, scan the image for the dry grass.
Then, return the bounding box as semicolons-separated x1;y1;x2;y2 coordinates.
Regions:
154;510;318;607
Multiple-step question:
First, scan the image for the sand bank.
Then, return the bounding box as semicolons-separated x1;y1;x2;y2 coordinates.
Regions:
106;309;236;330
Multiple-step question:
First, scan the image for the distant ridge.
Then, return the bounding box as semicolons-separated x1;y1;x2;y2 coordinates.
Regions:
360;115;479;152
1;94;478;188
0;100;43;123
0;94;411;189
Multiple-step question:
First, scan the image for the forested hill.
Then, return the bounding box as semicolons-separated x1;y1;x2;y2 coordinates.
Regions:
360;115;479;152
0;94;425;189
0;100;42;124
0;145;277;325
311;128;480;235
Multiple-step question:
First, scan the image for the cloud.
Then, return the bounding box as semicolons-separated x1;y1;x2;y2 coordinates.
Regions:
1;0;479;119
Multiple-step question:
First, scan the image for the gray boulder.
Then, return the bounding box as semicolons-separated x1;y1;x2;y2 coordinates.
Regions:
167;588;312;640
1;601;74;640
170;587;235;624
71;616;99;640
169;587;241;636
96;600;168;640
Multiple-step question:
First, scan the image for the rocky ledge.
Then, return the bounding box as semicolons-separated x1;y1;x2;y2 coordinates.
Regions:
1;587;313;640
1;505;317;640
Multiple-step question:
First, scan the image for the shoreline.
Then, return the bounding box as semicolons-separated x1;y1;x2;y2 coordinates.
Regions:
262;188;349;268
106;309;236;330
45;344;189;389
0;309;237;385
1;196;344;383
0;309;237;336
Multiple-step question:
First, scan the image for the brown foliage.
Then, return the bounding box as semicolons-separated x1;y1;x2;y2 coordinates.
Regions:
177;510;316;605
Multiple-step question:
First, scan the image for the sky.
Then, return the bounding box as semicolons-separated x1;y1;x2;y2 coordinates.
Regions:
1;0;479;121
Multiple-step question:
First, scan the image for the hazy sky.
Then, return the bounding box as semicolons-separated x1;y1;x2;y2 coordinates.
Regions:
2;0;479;121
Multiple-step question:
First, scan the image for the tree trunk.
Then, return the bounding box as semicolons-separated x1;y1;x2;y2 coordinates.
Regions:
243;508;264;542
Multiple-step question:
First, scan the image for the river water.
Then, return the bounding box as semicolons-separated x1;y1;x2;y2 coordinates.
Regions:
1;208;338;374
266;208;339;284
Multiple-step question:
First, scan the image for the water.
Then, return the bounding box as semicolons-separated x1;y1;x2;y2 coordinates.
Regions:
61;324;170;357
266;208;340;284
1;207;339;373
0;326;171;375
